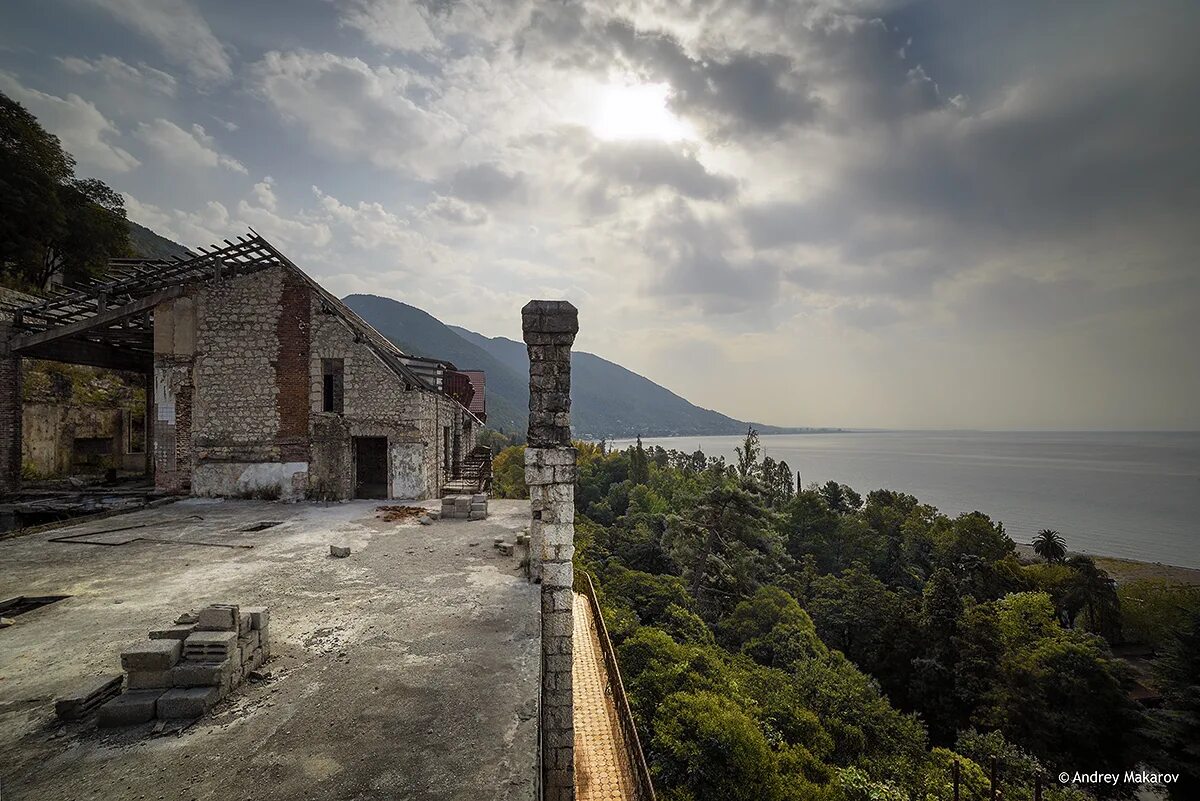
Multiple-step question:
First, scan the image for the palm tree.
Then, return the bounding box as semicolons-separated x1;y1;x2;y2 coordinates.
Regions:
1032;529;1068;563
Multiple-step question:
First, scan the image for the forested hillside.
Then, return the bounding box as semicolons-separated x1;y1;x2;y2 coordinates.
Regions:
490;433;1200;801
345;293;818;439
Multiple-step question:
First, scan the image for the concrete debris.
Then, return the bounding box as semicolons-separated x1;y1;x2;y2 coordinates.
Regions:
195;604;239;632
120;639;182;671
375;505;426;523
184;631;238;663
330;545;351;558
54;674;123;720
78;603;274;725
148;624;195;640
418;515;432;526
97;690;163;727
174;612;198;625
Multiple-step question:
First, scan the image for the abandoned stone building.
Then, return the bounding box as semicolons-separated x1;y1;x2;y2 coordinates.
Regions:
0;232;483;502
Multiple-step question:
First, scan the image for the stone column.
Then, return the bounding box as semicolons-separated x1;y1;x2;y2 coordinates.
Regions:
0;321;22;496
523;300;577;801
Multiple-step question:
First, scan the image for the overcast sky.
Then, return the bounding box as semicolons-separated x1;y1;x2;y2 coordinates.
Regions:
2;0;1197;430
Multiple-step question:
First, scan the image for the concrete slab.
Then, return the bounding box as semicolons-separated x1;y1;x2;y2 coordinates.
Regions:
0;498;539;800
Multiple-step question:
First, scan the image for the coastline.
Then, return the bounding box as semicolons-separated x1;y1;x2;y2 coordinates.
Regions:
1014;543;1200;586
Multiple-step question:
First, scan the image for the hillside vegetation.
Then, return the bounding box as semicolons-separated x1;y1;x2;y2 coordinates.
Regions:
494;433;1200;801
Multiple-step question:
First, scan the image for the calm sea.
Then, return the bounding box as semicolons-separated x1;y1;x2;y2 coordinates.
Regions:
608;431;1200;569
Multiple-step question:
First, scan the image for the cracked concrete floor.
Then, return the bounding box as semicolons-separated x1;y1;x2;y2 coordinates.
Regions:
0;498;539;801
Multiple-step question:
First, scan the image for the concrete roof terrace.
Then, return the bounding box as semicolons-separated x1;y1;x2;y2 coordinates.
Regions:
0;498;539;800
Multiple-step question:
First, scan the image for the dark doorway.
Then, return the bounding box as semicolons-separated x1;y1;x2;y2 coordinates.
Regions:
353;437;388;499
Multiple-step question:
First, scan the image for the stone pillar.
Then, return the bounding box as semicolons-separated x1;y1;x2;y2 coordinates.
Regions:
523;300;577;801
0;321;22;496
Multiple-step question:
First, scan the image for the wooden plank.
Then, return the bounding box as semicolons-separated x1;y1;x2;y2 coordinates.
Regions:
11;285;185;351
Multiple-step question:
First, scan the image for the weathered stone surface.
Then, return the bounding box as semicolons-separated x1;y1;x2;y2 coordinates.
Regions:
330;545;351;558
127;669;175;689
55;674;123;720
157;686;220;719
243;606;269;630
195;604;239;632
97;690;163;727
120;639;182;671
149;624;195;640
173;658;233;688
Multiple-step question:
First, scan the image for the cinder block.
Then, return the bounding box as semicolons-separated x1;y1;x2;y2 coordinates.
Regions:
238;612;252;636
157;686;220;719
149;624;195;640
127;669;174;689
468;510;486;520
173;659;233;688
183;630;238;662
55;674;123;720
497;542;514;556
329;545;351;558
121;639;182;671
243;606;269;630
195;604;239;632
97;690;163;727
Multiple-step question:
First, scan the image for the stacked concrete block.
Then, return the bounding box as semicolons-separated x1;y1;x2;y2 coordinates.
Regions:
81;602;273;727
522;299;578;801
440;493;488;520
54;674;123;720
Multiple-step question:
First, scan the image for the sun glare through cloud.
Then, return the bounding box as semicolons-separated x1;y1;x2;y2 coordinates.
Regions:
588;81;693;141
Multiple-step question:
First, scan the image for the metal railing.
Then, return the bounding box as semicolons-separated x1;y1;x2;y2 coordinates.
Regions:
574;569;657;801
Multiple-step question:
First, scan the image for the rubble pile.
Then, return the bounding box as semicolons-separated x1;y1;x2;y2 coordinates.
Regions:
55;603;272;727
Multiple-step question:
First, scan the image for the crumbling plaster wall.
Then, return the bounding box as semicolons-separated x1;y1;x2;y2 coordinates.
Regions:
22;404;138;476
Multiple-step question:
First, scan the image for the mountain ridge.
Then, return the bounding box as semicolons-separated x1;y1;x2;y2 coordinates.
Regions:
343;293;813;438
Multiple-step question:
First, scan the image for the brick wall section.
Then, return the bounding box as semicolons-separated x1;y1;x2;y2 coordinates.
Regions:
276;268;311;466
523;300;579;801
153;358;193;493
0;321;22;495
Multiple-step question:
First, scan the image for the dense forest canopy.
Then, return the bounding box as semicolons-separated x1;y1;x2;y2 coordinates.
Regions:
1;91;131;290
495;430;1200;801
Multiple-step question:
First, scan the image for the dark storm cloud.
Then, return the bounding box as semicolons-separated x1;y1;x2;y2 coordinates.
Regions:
604;20;821;140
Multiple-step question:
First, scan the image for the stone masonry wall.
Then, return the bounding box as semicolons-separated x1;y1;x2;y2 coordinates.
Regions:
193;266;283;460
523;300;579;801
0;321;22;495
309;299;468;499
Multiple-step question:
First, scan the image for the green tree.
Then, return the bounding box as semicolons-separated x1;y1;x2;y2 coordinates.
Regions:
630;435;650;485
490;445;527;498
735;425;761;480
1032;529;1068;563
819;481;862;515
1145;612;1200;799
1;91;130;288
665;479;782;621
1062;556;1121;641
651;691;785;801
